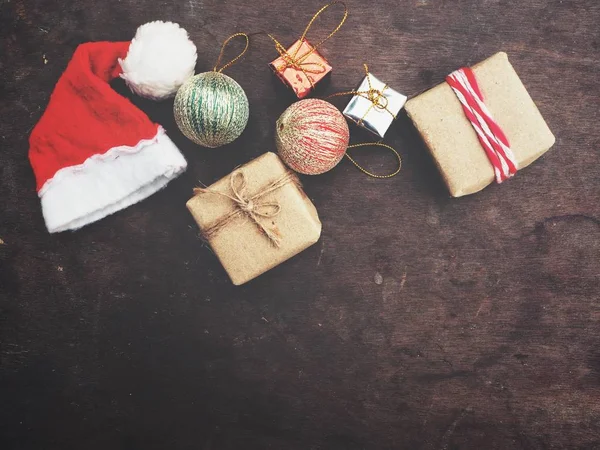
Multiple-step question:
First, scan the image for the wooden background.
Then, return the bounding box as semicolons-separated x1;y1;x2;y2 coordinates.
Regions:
1;0;599;448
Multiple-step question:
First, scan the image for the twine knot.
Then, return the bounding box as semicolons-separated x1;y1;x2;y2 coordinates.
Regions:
193;169;299;247
241;199;255;213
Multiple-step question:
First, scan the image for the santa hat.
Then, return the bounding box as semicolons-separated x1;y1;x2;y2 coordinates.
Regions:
29;22;197;233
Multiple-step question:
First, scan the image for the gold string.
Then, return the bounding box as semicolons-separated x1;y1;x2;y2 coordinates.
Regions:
345;142;402;179
213;33;250;73
299;1;348;53
268;2;348;88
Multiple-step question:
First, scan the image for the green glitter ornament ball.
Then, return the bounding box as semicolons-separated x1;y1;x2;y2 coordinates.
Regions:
173;71;249;148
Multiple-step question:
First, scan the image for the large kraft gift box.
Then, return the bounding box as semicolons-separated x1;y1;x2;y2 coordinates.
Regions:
187;152;322;285
405;52;556;197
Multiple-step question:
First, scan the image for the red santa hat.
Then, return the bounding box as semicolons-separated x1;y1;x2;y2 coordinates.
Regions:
29;22;197;233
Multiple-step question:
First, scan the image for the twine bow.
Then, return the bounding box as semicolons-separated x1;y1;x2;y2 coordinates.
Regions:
269;1;348;89
193;170;300;247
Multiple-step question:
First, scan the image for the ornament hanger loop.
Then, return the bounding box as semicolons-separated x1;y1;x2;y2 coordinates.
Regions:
213;32;250;73
345;142;402;179
300;1;348;53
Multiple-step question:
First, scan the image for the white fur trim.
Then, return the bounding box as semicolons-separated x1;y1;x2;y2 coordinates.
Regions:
40;127;187;233
119;21;197;100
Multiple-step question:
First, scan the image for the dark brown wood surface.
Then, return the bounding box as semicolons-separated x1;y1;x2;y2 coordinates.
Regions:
1;0;599;448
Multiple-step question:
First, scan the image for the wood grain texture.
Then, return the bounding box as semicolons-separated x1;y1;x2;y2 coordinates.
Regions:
1;0;599;449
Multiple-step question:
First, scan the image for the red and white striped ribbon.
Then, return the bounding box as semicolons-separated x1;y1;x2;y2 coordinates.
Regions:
446;67;517;183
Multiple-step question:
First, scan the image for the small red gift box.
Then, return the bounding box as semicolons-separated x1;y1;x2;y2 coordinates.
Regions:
269;38;332;99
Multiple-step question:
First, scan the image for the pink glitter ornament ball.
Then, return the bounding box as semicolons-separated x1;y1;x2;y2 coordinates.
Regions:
275;99;350;175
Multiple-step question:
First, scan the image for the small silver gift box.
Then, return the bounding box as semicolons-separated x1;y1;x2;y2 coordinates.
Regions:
342;69;407;138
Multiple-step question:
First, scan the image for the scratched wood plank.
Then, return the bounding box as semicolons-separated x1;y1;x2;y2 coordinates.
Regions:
1;0;599;449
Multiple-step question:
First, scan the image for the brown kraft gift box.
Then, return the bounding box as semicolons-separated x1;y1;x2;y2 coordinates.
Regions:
405;52;556;197
187;152;322;285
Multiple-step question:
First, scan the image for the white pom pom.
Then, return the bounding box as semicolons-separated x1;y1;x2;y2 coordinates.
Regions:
119;21;197;100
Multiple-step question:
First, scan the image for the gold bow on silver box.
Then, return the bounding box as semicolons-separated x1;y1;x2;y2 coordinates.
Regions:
342;65;407;138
